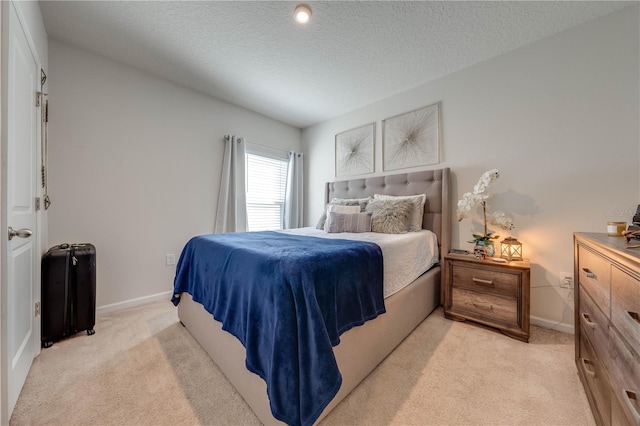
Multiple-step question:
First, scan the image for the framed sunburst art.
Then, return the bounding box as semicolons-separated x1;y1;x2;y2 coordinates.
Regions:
382;102;439;171
335;123;375;177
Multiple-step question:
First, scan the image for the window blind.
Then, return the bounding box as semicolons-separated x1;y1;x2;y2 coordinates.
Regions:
246;153;288;231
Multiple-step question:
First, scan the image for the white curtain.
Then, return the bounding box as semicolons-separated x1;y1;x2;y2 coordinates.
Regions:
284;151;304;229
214;135;247;233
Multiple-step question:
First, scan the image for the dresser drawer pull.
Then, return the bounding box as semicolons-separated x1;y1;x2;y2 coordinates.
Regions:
580;358;596;378
582;268;597;280
580;313;597;329
472;277;494;286
627;311;640;328
622;389;640;425
472;302;493;312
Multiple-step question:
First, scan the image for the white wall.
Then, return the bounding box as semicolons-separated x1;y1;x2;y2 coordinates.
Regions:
47;40;301;309
303;6;640;331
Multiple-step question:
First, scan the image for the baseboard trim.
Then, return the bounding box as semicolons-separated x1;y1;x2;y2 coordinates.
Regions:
531;315;574;335
96;290;173;314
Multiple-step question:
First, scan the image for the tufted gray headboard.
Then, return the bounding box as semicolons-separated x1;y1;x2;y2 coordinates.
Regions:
325;168;451;259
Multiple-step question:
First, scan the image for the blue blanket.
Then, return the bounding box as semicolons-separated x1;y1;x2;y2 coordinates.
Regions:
171;231;384;426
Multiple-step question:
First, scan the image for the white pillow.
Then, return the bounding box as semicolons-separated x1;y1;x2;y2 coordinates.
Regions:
373;193;426;232
324;204;360;231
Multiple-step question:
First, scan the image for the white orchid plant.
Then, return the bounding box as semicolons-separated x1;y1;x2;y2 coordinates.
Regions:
457;169;514;245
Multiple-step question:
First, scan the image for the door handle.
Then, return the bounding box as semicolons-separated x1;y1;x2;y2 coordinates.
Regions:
8;227;32;240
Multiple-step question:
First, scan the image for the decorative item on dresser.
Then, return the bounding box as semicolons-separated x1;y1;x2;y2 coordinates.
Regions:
443;252;530;342
574;233;640;426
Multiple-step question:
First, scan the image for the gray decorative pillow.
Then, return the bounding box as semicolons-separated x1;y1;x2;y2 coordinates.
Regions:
330;197;371;212
323;204;360;231
326;212;372;233
366;199;412;234
315;197;372;229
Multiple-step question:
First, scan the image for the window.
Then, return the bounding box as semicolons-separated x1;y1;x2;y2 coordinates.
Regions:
245;147;288;231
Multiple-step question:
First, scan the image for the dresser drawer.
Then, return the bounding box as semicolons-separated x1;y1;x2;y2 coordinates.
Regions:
578;244;611;316
611;390;638;426
611;266;640;352
608;327;640;424
451;263;518;298
579;285;610;365
579;328;612;426
451;287;517;324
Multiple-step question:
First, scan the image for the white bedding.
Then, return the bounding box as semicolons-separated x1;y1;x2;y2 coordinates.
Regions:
279;227;439;298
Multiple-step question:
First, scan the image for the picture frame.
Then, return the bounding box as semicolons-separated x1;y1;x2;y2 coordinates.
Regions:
335;122;375;177
382;102;439;171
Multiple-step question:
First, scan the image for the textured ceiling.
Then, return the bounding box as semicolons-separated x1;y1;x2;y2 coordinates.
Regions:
39;1;634;128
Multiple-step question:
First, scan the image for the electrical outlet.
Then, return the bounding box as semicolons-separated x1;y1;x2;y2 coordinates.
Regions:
559;272;574;289
166;254;176;266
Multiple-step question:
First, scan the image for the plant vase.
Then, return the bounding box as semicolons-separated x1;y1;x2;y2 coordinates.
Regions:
485;241;495;257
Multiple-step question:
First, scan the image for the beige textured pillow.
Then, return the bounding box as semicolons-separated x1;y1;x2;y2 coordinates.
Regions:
365;199;412;234
373;193;426;232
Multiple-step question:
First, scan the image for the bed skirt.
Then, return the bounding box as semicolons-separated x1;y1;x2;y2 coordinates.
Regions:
177;264;441;425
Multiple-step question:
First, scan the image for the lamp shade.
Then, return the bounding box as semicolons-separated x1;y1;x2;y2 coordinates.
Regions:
501;237;523;261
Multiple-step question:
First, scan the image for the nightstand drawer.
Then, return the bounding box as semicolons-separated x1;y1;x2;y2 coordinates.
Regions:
451;264;518;298
451;287;517;324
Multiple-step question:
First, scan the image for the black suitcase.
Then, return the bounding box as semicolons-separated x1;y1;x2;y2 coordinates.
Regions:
41;243;96;348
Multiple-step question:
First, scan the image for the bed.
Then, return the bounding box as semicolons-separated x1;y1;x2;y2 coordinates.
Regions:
174;168;450;425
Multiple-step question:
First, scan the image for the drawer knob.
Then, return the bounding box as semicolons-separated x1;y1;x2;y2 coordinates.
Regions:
582;268;597;280
580;358;596;378
472;277;494;286
622;389;640;425
627;311;640;328
580;313;597;329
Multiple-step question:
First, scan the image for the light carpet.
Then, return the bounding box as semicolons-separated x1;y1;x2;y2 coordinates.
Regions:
10;300;594;426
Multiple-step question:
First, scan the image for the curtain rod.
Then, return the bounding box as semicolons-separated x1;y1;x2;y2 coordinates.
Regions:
225;135;300;157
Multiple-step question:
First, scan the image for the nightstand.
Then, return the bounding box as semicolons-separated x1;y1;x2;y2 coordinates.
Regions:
443;253;530;342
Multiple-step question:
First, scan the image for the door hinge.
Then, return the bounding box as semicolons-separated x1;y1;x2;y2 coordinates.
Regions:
36;91;41;107
35;301;41;317
35;197;41;211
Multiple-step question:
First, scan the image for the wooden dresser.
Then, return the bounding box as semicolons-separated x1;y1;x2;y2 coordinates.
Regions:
444;253;530;342
574;233;640;426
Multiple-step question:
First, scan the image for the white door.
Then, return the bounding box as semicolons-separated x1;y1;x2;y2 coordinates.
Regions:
2;2;39;420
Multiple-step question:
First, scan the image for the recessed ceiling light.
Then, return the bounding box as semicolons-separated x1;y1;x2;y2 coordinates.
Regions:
294;4;312;24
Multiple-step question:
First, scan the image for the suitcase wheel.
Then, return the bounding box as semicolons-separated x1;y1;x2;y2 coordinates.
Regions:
87;329;95;336
42;341;53;349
